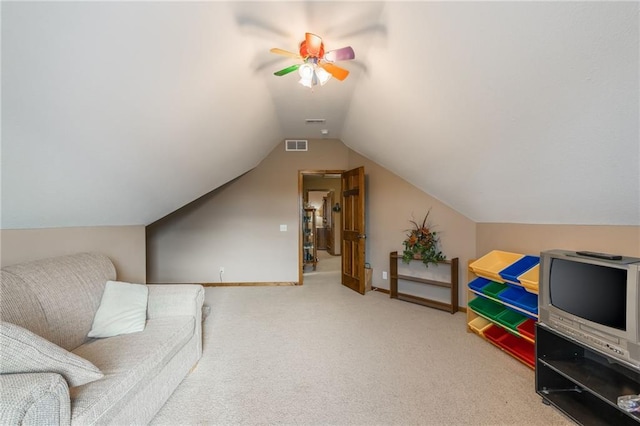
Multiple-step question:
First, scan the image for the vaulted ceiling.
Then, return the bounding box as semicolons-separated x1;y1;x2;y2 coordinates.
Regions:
2;1;638;229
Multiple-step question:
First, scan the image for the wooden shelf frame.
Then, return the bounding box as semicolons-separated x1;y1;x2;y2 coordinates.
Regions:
389;251;459;314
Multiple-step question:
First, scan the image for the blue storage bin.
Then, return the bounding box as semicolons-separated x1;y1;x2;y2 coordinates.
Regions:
499;255;539;285
468;277;492;293
498;286;538;315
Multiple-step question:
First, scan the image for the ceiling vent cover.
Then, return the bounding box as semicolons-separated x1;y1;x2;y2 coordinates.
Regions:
285;140;308;151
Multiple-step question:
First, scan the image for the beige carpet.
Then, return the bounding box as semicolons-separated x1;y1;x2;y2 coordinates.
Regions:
303;249;341;275
151;258;573;425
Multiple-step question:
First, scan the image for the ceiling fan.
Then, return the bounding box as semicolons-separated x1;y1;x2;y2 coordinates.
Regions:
270;33;355;88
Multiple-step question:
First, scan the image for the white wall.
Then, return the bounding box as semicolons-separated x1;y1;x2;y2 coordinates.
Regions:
147;139;350;283
146;138;478;312
343;1;639;226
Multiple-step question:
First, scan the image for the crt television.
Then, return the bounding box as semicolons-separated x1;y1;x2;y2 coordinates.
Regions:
539;249;640;369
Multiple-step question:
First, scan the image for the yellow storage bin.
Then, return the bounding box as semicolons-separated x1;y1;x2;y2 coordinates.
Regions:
518;264;539;294
468;316;493;337
469;250;523;282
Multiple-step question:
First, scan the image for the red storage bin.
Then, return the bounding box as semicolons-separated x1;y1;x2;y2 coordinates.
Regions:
517;318;536;341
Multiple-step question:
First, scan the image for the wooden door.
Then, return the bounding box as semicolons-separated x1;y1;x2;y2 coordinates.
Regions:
341;166;366;294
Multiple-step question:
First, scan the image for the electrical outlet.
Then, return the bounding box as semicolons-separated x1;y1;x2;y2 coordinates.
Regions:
382;271;388;280
219;267;225;274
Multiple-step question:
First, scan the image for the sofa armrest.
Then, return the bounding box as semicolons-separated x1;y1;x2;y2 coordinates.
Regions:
146;285;205;359
146;284;204;319
0;373;71;426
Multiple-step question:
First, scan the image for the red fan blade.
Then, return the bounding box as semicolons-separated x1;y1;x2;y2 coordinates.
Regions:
305;33;323;57
274;64;300;76
319;62;349;81
270;48;302;59
324;46;355;62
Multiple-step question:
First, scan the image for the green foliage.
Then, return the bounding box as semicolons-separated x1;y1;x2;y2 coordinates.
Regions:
401;210;446;268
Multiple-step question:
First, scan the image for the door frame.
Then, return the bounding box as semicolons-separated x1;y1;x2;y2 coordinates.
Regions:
298;170;344;285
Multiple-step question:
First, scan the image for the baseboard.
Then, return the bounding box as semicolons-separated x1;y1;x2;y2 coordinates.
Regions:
201;282;298;287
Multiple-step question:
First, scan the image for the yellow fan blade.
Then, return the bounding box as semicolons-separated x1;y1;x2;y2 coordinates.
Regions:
270;48;301;59
319;62;349;81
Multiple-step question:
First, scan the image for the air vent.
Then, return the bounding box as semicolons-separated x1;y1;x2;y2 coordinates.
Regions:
285;140;308;151
305;119;326;124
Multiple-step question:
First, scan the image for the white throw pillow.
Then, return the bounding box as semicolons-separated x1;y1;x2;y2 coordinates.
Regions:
0;321;104;387
88;280;149;338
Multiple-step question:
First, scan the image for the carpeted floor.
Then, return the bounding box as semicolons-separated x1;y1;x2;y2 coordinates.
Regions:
303;249;341;275
151;255;573;425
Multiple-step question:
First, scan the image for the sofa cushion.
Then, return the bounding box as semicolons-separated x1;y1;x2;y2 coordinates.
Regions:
88;281;148;338
0;322;104;387
69;316;195;425
1;253;116;351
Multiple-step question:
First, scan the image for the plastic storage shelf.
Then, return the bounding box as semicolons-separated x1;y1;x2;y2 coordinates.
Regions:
499;255;539;285
482;281;509;299
498;287;538;315
495;308;527;332
468;316;493;337
468;296;506;320
517;318;536;341
467;250;540;370
469;250;523;282
468;277;493;293
484;325;535;368
518;264;540;294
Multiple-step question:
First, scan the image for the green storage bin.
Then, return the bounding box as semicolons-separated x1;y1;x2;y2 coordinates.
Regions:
468;296;506;321
482;281;508;299
495;308;527;332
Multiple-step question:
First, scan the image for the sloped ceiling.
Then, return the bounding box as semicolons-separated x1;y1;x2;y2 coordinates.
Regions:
1;1;638;229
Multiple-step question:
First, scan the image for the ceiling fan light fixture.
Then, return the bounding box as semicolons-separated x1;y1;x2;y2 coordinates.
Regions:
315;67;332;86
298;64;315;88
271;33;354;89
298;63;314;79
299;77;313;88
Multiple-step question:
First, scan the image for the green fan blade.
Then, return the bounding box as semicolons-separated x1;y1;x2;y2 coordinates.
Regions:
274;64;300;76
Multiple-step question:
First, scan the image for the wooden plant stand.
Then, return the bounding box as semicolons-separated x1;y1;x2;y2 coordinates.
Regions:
389;251;459;313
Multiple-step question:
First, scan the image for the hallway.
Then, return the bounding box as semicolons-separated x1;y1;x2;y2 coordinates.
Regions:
304;250;340;276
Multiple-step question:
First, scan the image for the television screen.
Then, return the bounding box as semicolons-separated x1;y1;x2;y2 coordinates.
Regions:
550;258;627;330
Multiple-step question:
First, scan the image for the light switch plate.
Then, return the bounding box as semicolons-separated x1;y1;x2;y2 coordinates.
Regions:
280;224;287;232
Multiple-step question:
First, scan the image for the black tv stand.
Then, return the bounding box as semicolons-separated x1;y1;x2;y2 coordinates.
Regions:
536;324;640;425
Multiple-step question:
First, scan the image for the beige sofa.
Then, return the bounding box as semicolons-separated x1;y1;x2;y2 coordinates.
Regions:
0;252;204;425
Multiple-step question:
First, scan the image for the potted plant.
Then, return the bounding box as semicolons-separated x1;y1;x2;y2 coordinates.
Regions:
402;210;446;268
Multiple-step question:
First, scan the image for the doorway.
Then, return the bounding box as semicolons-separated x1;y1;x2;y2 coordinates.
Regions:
299;171;343;284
